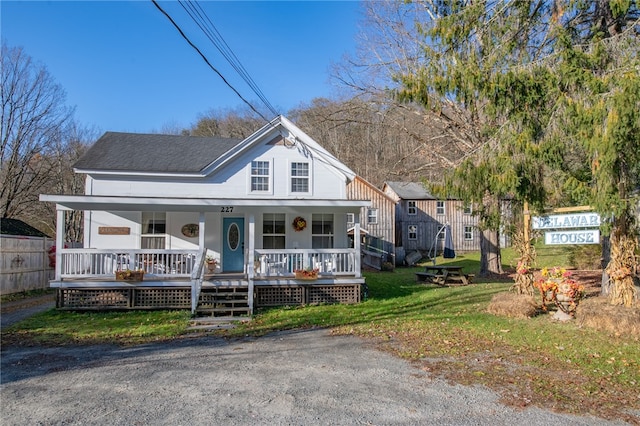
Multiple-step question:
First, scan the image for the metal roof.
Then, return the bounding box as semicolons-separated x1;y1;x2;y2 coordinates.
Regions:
384;181;436;200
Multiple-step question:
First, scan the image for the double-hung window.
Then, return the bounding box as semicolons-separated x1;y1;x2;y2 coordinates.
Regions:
262;213;286;249
464;226;473;241
436;201;445;216
408;225;417;240
367;208;378;224
408;201;417;215
346;213;355;224
251;161;270;192
312;214;333;248
141;212;166;249
290;162;309;193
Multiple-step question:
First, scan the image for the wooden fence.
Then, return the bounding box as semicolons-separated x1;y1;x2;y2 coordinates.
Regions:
1;235;55;295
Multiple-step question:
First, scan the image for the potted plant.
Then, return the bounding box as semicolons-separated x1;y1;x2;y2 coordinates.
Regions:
294;267;319;280
205;256;218;273
115;268;144;282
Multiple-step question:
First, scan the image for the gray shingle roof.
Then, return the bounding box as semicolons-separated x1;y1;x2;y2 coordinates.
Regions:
385;181;436;200
1;218;50;237
74;132;242;173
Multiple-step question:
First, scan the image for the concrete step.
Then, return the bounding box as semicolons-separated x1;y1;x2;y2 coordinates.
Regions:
187;315;250;331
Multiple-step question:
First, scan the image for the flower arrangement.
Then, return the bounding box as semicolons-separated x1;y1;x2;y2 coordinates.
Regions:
115;268;144;281
294;267;319;280
534;267;584;317
206;255;217;264
292;216;307;232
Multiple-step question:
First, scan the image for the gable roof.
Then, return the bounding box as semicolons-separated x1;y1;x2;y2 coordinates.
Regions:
74;132;241;174
73;115;356;182
384;181;436;200
0;218;50;237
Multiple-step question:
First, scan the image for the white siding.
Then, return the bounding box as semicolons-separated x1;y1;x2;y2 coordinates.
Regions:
87;143;346;200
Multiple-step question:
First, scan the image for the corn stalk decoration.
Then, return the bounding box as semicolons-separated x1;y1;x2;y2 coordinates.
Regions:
511;228;536;296
605;228;639;307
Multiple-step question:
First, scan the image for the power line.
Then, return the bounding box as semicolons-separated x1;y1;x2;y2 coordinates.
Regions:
179;0;279;117
151;0;273;123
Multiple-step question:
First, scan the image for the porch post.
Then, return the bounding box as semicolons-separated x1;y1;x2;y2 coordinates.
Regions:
354;213;361;278
247;214;255;314
198;212;205;250
55;208;64;281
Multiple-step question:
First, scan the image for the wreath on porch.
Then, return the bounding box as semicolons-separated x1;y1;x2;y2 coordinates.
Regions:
292;216;307;232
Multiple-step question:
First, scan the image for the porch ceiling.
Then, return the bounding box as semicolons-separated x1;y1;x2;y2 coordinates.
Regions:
40;194;370;212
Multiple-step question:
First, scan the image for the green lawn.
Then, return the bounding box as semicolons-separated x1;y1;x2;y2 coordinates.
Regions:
2;245;638;422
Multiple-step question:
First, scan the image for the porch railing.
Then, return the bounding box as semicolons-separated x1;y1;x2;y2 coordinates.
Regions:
58;249;199;279
254;249;358;277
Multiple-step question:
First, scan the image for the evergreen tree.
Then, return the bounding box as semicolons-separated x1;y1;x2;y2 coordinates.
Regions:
395;0;639;301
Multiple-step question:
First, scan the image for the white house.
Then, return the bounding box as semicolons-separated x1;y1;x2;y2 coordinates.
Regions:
40;116;369;315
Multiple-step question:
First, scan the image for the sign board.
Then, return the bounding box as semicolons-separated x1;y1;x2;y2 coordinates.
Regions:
532;212;600;230
98;227;130;235
544;230;600;245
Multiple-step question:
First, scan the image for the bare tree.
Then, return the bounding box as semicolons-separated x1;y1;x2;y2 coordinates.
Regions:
34;123;97;241
1;43;74;219
189;107;266;139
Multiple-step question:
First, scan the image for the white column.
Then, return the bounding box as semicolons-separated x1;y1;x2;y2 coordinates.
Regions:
247;214;255;315
56;208;64;280
354;213;361;278
198;212;205;252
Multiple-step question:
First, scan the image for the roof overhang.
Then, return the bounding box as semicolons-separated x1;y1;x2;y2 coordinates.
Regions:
40;194;370;212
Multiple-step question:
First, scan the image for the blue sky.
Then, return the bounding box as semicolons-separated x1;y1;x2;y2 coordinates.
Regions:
1;1;362;133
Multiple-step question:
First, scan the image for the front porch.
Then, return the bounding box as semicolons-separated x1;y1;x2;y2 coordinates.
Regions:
52;248;364;315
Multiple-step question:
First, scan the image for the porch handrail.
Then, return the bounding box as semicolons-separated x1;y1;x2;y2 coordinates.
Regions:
57;248;199;279
190;247;208;314
254;248;357;277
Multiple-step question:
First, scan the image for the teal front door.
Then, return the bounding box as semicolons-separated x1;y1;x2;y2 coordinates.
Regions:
223;217;244;272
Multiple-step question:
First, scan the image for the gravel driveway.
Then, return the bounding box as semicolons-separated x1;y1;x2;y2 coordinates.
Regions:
0;328;625;425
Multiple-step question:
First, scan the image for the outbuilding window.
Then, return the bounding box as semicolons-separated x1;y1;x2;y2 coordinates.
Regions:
408;225;417;240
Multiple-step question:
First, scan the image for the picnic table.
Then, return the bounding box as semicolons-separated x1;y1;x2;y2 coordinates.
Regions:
416;265;474;286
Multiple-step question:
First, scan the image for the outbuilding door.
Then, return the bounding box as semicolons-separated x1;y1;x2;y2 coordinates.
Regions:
222;217;244;272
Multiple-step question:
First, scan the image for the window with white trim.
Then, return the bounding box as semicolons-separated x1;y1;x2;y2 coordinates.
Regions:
367;208;378;224
436;201;445;215
312;214;333;248
464;226;473;240
290;162;309;193
263;213;286;249
251;161;270;192
408;201;417;215
346;213;354;224
408;225;417;240
463;204;472;215
141;212;166;249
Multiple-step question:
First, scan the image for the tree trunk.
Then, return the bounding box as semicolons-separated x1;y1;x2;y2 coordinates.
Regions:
600;235;611;296
479;228;503;276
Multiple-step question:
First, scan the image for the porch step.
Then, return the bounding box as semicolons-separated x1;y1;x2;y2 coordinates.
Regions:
196;286;251;317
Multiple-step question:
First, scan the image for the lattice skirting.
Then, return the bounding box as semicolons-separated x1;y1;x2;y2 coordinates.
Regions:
255;284;361;307
57;287;191;310
57;284;363;310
